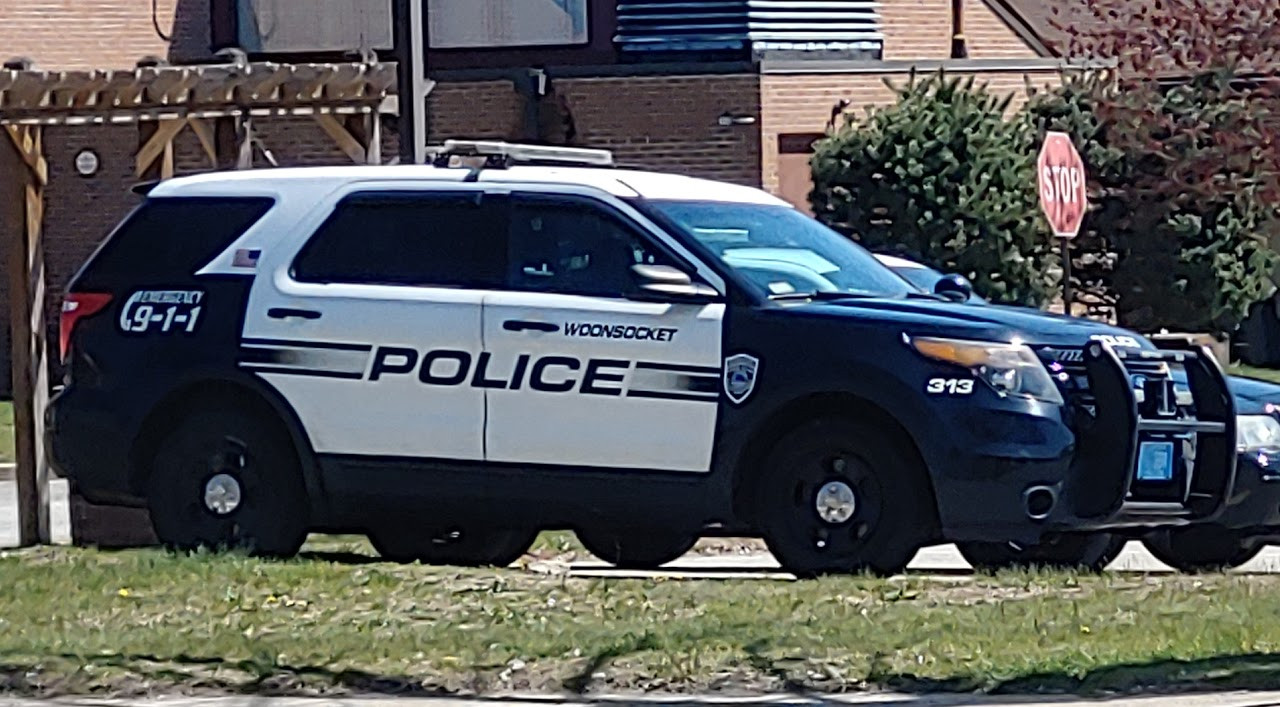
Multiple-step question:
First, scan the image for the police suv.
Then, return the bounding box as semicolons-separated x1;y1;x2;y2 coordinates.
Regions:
48;141;1239;575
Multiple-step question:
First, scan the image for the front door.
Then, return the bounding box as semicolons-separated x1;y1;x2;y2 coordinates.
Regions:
241;187;504;461
482;192;725;472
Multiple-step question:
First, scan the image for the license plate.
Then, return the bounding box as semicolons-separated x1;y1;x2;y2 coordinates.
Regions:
1136;441;1176;481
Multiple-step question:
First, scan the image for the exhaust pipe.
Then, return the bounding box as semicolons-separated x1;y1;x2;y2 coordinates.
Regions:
1024;485;1057;521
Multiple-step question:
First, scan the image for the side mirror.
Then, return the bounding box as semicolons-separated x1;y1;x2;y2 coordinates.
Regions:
630;264;719;301
934;273;974;303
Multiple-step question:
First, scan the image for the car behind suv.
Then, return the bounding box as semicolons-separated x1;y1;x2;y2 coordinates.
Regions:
48;141;1239;575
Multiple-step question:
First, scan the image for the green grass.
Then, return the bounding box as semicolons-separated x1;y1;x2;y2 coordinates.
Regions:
1232;364;1280;384
5;542;1280;698
0;401;12;464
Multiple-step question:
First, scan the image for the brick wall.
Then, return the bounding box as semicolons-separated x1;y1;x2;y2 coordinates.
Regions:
880;0;953;59
559;75;761;186
759;70;1061;196
427;75;763;187
965;0;1040;58
880;0;1038;60
427;81;525;142
0;0;211;70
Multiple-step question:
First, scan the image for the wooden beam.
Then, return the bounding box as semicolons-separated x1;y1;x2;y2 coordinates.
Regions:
4;126;48;185
313;113;365;164
1;125;51;546
365;113;383;166
188;118;219;169
134;118;187;177
161;139;175;179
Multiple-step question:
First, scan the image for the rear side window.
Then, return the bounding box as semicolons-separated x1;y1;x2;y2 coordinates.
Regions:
291;192;506;288
74;197;275;290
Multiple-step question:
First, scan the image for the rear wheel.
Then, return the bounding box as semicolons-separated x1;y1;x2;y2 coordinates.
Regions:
576;527;697;569
369;523;536;567
754;417;931;577
958;533;1125;573
146;407;308;557
1143;526;1264;573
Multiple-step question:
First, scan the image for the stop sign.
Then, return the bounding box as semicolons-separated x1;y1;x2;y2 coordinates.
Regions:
1037;131;1088;238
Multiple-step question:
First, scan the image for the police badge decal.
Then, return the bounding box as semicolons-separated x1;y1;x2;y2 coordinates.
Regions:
724;354;760;404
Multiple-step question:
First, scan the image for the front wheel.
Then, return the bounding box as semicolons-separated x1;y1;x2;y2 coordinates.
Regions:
1143;527;1264;573
146;406;309;557
958;533;1125;573
755;417;931;577
575;527;697;569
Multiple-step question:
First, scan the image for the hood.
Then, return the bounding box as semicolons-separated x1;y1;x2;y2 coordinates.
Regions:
1227;375;1280;414
796;298;1153;349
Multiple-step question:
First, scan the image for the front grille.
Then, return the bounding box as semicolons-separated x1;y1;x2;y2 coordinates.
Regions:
1035;345;1193;505
1036;347;1179;418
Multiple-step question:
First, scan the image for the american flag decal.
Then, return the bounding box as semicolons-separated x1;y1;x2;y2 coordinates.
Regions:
233;249;262;268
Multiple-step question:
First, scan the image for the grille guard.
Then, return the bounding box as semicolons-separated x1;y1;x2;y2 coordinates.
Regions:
1065;340;1237;524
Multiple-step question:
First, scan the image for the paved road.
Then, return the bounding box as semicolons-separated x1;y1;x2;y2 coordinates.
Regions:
9;690;1280;706
9;467;1280;575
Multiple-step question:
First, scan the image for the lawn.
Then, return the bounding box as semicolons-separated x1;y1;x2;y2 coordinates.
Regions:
4;540;1280;699
0;401;11;464
1232;364;1280;385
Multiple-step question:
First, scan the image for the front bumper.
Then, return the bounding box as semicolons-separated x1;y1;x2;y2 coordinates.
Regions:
1210;449;1280;530
935;341;1237;544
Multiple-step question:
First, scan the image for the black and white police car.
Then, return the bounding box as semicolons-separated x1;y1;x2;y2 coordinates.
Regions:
48;141;1240;576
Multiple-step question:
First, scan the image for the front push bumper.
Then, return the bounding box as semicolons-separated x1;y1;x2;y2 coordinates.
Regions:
936;341;1237;544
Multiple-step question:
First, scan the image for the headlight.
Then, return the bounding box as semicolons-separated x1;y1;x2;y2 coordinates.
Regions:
911;336;1064;405
1237;414;1280;451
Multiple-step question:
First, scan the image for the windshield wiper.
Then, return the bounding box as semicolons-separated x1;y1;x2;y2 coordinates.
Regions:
768;291;877;302
903;291;949;301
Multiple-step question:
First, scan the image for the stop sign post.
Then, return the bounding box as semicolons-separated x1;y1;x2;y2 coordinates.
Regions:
1037;131;1088;313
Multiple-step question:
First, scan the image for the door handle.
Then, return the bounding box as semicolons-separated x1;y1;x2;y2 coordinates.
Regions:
503;319;560;333
268;307;322;320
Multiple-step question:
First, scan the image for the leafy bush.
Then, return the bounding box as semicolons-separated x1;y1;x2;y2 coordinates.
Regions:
810;72;1055;307
1029;0;1280;333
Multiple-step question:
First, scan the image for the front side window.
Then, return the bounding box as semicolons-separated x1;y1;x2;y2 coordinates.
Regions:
507;195;675;298
649;201;914;300
292;192;505;288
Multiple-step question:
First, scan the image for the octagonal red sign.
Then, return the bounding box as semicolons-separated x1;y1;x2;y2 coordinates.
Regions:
1037;131;1088;238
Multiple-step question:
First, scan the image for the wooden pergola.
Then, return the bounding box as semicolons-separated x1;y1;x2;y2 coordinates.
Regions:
0;59;397;547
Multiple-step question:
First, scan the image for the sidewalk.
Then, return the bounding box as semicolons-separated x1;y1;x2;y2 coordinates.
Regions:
0;464;72;547
9;690;1280;707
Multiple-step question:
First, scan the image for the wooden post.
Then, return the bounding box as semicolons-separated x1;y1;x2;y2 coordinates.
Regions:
236;117;254;169
365;112;383;166
2;125;51;546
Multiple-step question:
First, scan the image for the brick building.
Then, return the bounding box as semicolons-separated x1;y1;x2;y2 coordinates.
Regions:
0;0;1075;396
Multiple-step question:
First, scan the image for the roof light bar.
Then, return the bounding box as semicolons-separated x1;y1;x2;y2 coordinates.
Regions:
431;140;615;168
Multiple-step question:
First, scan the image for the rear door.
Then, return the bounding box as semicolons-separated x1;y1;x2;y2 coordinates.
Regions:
482;192;726;472
241;186;504;461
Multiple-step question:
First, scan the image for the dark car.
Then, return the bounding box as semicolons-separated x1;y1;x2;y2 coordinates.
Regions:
875;252;1280;571
1142;376;1280;570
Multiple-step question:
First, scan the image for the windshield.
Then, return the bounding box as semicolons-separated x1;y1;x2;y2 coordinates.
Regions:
649;201;915;299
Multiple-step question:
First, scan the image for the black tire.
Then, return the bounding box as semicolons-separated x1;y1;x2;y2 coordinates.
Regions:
1143;526;1265;573
958;533;1125;573
575;527;698;569
146;406;308;557
754;417;931;577
369;523;536;567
